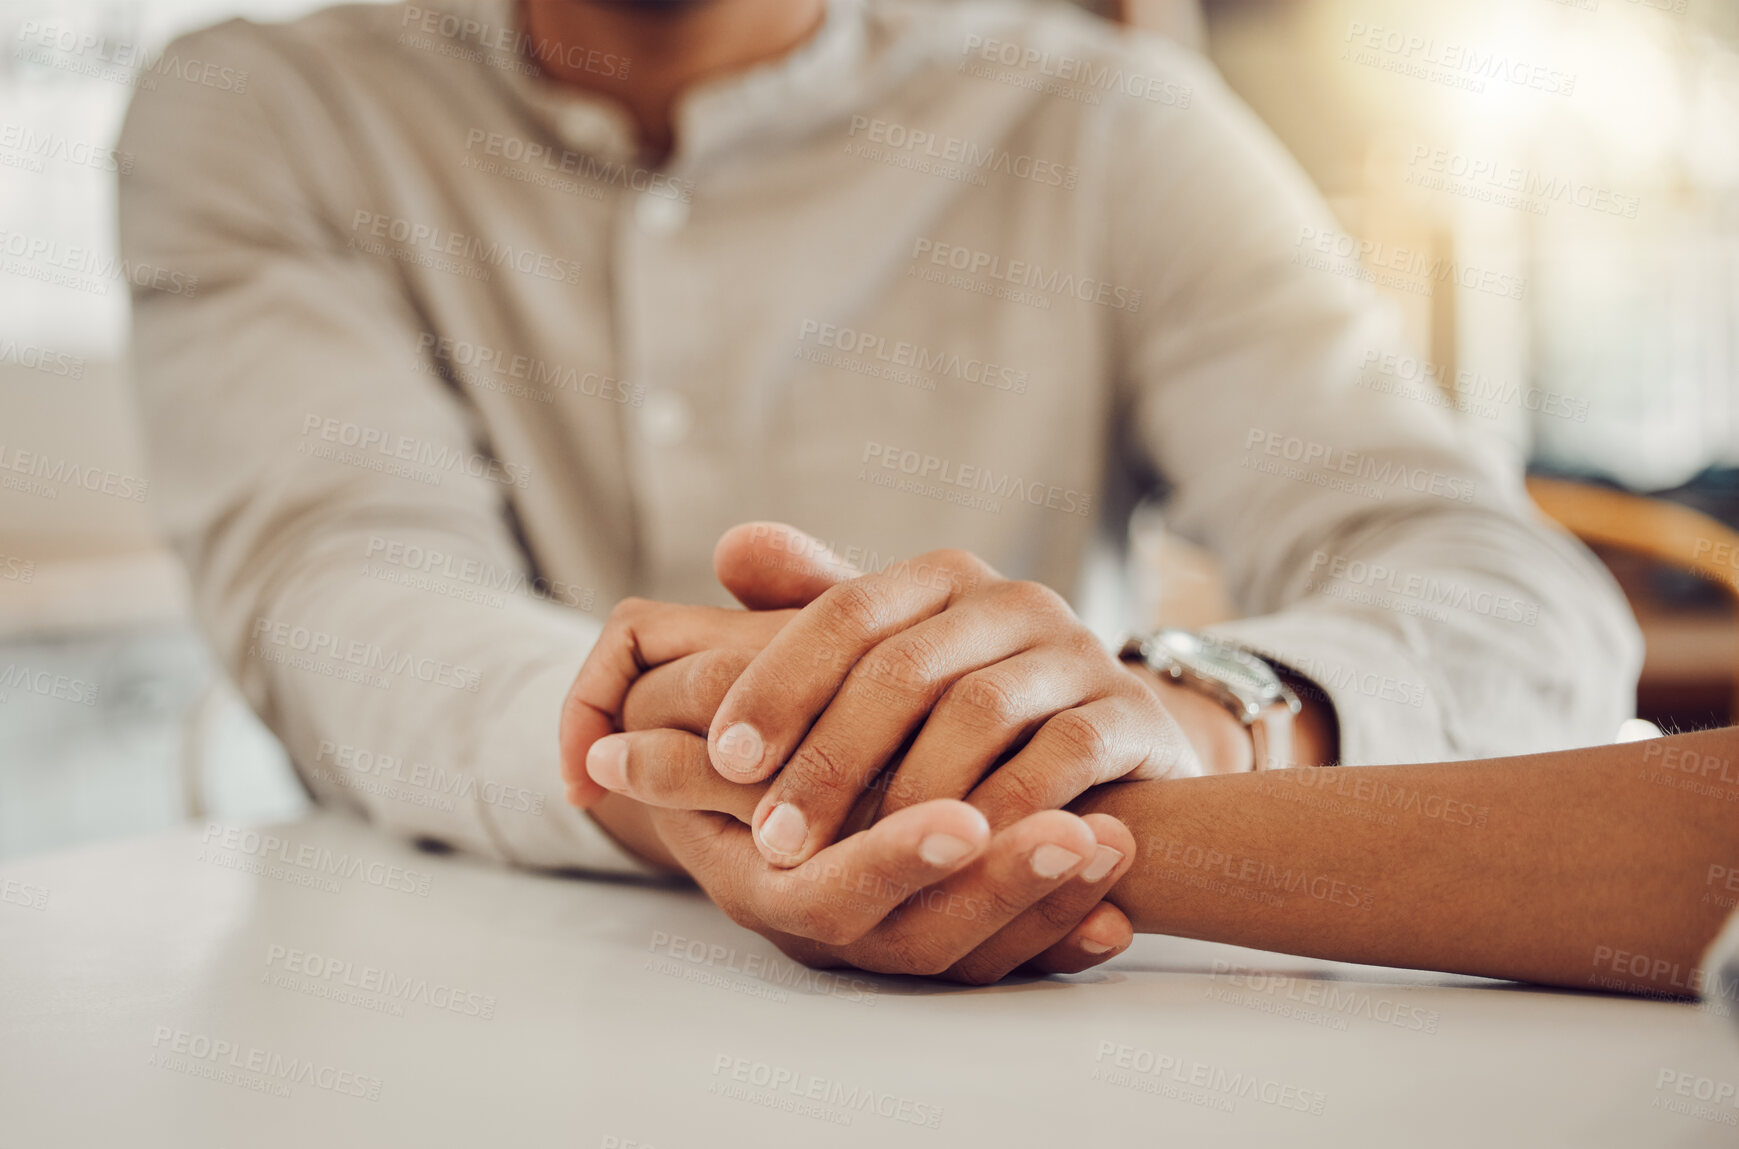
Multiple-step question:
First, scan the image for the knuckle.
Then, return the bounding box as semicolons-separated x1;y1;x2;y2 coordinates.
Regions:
688;648;749;701
820;580;890;643
786;739;873;802
946;957;1010;987
608;596;651;624
1046;708;1115;765
615;741;650;794
981;880;1035;922
587;622;629;668
1031;890;1090;934
934;549;994;594
857;632;946;698
989;768;1054;819
943;670;1027;730
927;547;978;573
1003;579;1070;618
1067;627;1113;664
881;929;956;978
876;772;924;811
626;747;677;802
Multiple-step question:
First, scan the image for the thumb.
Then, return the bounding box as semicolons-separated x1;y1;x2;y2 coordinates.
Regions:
713;522;860;610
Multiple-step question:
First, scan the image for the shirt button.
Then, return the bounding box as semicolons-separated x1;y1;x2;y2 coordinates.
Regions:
635;191;689;236
641;390;692;446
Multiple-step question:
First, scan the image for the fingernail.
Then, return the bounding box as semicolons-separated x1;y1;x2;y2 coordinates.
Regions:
716;722;764;775
1081;845;1123;883
1030;844;1083;880
759;803;807;856
586;736;628;791
1079;939;1114;955
918;833;975;867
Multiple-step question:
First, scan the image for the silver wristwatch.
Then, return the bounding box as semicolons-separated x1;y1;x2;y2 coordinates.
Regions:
1119;628;1303;772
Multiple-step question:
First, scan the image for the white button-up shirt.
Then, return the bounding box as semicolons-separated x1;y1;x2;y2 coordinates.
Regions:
119;0;1640;872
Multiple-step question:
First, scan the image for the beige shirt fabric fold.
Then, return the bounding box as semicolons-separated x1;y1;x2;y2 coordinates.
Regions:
119;0;1641;874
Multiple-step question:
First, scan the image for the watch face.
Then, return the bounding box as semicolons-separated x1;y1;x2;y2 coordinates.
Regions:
1153;629;1280;702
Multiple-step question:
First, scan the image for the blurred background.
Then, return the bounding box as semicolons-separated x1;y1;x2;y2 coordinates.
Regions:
3;0;1737;860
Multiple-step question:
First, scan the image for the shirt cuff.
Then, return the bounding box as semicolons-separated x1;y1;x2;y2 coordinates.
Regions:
471;605;665;877
1204;610;1449;766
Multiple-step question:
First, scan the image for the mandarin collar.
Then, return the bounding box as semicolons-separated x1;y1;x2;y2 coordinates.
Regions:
455;0;871;175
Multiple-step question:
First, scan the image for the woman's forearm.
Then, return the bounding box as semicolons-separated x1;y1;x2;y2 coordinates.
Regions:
1074;726;1739;994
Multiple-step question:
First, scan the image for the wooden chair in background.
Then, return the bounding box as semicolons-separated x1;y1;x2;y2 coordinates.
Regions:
1527;475;1739;723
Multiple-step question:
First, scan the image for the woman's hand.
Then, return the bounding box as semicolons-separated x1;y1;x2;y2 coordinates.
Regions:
589;646;1136;982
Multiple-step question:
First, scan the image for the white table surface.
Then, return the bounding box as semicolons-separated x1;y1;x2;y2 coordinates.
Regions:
3;812;1736;1148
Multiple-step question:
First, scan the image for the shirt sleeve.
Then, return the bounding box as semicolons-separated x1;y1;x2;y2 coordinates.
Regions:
118;23;654;874
1103;44;1641;765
